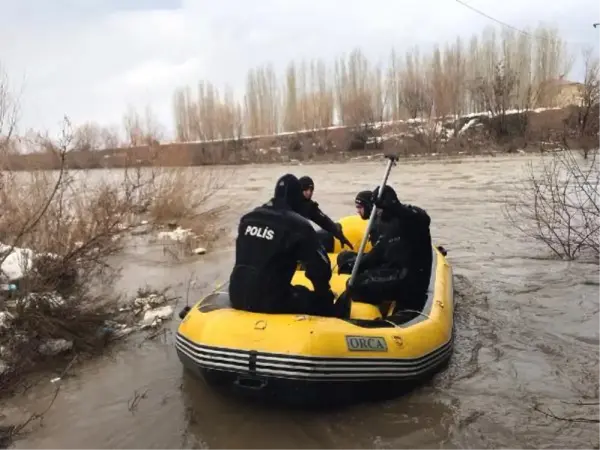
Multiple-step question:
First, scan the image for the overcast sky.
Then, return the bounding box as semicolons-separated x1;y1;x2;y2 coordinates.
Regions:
0;0;598;139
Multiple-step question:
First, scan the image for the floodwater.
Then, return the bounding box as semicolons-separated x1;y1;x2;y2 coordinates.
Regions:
4;155;600;449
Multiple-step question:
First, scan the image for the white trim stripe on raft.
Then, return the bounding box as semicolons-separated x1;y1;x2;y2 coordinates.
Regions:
175;333;454;381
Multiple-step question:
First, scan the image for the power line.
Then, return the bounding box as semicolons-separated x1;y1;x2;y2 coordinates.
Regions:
454;0;591;48
454;0;537;39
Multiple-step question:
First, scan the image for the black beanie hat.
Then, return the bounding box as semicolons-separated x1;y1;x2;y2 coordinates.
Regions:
355;190;373;219
298;176;314;191
355;190;372;207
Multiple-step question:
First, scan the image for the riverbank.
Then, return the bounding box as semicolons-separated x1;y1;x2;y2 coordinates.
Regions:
0;157;230;420
3;104;597;171
0;155;597;448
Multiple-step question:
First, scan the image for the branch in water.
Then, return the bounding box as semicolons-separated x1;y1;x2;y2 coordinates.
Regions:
533;404;600;424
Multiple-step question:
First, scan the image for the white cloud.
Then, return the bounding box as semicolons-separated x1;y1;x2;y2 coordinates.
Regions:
0;0;597;139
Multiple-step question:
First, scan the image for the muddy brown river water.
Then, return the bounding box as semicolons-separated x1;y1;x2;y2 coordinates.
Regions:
4;155;599;448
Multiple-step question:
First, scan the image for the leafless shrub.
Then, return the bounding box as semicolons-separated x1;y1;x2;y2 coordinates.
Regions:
504;145;599;260
147;165;230;239
0;116;227;391
0;120;158;285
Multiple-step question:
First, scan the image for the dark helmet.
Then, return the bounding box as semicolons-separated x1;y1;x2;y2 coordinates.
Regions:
371;185;399;221
274;174;304;213
372;185;399;205
298;176;314;191
355;190;373;220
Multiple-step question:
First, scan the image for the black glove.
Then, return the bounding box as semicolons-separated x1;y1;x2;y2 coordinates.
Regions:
338;232;354;250
371;192;389;210
337;250;357;274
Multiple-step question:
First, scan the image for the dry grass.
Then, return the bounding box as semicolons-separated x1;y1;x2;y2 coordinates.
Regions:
0;117;229;394
147;166;228;226
145;165;232;258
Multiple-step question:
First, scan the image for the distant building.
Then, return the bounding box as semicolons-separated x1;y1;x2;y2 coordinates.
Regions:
547;77;584;107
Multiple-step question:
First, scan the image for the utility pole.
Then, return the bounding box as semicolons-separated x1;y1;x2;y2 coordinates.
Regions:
594;23;599;28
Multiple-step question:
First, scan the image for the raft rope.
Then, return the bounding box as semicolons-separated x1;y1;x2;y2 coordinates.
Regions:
199;281;438;328
400;309;433;320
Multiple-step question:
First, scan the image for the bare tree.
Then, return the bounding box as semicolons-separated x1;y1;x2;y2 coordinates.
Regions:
164;23;581;152
334;48;377;126
99;125;121;149
173;82;243;142
283;61;301;132
244;64;279;136
399;47;430;119
530;25;574;108
71;122;122;152
218;87;244;140
470;60;518;138
198;83;214;140
298;59;335;131
577;47;600;156
386;49;403;121
504;145;599;260
0;62;19;154
444;37;467;123
173;87;191;142
123;105;164;147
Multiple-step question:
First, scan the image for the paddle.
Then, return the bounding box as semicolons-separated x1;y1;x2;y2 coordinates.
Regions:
345;153;399;295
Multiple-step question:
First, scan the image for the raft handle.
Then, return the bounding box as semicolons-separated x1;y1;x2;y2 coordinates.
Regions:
234;376;268;391
178;306;191;320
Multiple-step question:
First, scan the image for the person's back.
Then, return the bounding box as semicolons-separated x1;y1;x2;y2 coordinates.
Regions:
229;174;338;316
377;192;432;277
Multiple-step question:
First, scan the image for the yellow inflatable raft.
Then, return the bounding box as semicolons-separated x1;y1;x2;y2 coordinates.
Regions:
175;214;455;404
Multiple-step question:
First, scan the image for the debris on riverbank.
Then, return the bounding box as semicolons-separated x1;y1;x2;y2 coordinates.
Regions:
0;286;178;390
0;283;181;448
0;244;35;282
152;207;228;258
0;118;228;448
121;287;176;329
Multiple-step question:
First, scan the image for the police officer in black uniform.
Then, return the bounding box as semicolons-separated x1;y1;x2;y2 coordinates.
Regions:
338;185;433;312
229;174;346;317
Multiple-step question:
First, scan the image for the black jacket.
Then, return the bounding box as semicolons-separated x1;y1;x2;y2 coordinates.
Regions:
357;203;432;274
300;199;344;242
229;199;332;313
